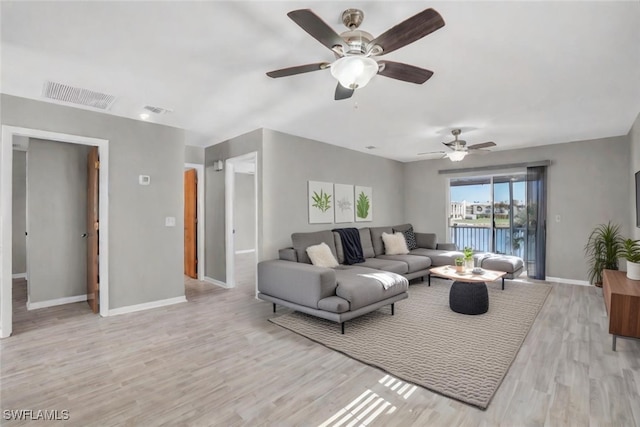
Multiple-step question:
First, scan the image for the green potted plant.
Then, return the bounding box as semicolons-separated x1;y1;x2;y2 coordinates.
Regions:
463;247;474;271
584;221;623;287
455;257;465;273
621;238;640;280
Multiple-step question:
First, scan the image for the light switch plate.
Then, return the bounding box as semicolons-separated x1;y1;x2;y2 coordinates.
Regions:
165;217;176;227
139;175;150;185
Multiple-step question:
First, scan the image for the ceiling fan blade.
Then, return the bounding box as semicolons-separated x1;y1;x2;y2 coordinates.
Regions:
467;141;496;150
442;141;457;151
377;61;433;84
417;151;446;156
266;62;329;78
335;83;354;100
287;9;345;52
368;8;445;56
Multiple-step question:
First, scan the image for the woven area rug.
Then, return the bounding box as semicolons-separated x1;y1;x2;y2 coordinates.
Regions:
270;279;552;409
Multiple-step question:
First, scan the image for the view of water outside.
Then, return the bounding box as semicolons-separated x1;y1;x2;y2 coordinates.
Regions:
449;176;527;257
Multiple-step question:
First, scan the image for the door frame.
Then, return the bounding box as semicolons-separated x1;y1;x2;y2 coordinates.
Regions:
184;163;205;281
224;152;258;290
1;126;110;338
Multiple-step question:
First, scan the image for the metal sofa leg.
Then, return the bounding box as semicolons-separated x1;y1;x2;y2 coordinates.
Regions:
273;303;276;313
391;303;395;316
428;274;431;286
502;277;505;290
341;322;345;334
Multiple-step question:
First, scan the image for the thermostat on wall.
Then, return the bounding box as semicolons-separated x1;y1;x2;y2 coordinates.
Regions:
139;175;150;185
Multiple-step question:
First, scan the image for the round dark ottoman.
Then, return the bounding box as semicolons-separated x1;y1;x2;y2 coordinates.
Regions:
449;281;489;315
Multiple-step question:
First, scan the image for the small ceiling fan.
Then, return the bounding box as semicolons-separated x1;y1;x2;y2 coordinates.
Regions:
266;8;445;100
418;129;497;161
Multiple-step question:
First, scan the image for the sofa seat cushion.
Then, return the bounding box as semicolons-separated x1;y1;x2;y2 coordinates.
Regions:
353;257;408;274
410;248;464;266
376;254;431;273
334;271;408;310
292;230;337;264
480;255;524;273
318;296;350;313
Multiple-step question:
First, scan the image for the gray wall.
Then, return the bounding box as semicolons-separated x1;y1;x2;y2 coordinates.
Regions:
630;112;640;240
234;172;255;252
204;128;263;282
261;129;405;260
2;94;186;309
27;139;90;303
11;150;26;274
185;145;204;165
405;135;630;281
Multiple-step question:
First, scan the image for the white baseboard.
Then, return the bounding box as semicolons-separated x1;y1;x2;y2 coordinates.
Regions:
27;294;87;310
203;276;231;288
545;276;591;286
108;296;187;316
12;273;27;279
235;249;255;255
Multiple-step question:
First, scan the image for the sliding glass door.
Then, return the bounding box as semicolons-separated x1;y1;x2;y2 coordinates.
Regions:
449;174;526;258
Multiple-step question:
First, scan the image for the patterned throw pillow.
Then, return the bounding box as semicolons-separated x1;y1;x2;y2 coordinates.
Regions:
397;226;418;250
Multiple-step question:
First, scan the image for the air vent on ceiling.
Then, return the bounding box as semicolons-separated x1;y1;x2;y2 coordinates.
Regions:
143;105;172;115
42;81;116;110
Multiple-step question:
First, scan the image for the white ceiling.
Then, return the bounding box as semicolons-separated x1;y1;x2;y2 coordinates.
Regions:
2;1;639;162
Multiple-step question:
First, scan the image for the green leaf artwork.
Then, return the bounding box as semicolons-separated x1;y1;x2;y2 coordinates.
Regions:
311;190;332;212
356;191;370;219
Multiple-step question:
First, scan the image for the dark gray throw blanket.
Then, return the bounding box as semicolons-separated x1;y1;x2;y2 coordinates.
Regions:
332;228;365;265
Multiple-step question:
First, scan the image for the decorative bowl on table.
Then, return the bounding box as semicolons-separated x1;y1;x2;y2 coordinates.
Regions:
472;268;484;275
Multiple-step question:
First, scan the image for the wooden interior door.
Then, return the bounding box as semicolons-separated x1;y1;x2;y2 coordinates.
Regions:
86;147;99;313
184;169;198;278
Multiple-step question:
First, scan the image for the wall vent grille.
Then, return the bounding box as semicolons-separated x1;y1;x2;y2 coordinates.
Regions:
42;81;116;110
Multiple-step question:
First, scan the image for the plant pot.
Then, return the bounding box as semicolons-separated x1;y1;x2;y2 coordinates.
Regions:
455;265;464;273
627;261;640;280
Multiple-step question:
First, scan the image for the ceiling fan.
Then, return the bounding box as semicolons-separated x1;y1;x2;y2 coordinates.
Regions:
266;8;445;100
418;129;497;161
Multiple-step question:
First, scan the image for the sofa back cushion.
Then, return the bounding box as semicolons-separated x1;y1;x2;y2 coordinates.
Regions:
333;228;375;263
369;226;394;256
359;228;375;259
415;232;438;249
292;230;337;264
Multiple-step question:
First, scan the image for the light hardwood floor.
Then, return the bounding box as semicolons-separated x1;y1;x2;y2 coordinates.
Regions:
1;269;639;426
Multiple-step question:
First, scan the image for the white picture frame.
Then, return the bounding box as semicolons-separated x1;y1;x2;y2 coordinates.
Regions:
308;181;334;224
334;184;354;223
354;186;373;222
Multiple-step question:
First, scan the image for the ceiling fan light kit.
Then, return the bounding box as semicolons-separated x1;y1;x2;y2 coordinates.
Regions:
446;151;467;162
330;56;378;89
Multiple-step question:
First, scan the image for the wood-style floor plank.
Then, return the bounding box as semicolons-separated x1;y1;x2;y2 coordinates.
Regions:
1;267;639;426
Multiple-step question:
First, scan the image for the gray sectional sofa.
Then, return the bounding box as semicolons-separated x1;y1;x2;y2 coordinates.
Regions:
258;223;524;333
258;223;485;333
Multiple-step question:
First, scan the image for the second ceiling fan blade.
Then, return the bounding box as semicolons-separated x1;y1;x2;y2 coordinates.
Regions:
288;9;345;52
468;142;496;150
335;84;354;100
266;62;329;78
377;61;433;84
368;8;445;56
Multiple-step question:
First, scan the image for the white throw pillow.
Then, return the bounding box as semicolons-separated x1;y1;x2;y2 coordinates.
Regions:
306;242;339;268
382;232;410;255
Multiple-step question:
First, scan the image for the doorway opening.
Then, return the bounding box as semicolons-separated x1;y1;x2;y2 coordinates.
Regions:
1;126;109;338
224;152;258;295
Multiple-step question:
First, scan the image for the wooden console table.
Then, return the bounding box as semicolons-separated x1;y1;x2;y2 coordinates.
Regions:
602;269;640;351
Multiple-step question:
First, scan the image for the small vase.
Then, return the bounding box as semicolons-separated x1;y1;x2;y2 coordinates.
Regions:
464;259;474;271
